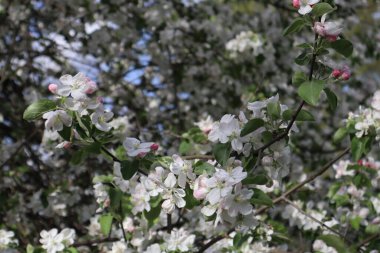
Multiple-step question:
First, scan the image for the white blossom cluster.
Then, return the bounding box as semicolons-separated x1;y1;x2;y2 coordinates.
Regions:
39;228;76;253
346;90;380;140
225;31;264;58
0;229;18;249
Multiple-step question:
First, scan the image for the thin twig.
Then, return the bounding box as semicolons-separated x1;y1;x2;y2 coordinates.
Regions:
356;233;380;250
72;237;119;247
281;197;344;237
182;155;214;160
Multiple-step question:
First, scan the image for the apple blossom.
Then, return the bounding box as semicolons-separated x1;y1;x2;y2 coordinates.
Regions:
56;72;97;100
123;137;154;157
313;15;343;41
0;229;18;249
169;154;196;188
297;0;320;15
42;110;72;132
90;108;114;132
161;173;186;214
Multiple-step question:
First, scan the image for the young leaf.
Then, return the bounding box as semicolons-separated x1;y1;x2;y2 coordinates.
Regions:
242;174;269;185
120;160;139;180
251;188;273;207
240;118;265;137
298;80;325;106
324;88;338;111
283;18;306;36
351;137;365;161
23;99;57;121
212;143;231;166
99;214;113;236
312;3;335;17
267;102;281;120
295;52;312;66
318;234;348;253
193;161;215;175
330;39;354;58
144;203;161;222
292;71;307;87
333;128;348;143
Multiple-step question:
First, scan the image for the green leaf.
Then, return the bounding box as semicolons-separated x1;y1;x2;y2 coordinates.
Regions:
333;128;348;143
351;137;365;161
23;99;57;121
365;224;380;234
324;88;338;111
109;188;122;212
184;185;200;209
330;39;354;58
240;118;265;137
212;143;231;166
298;80;325;106
179;141;191;155
193;161;215;175
292;71;307;87
283;18;306;36
120;160;139;180
267;102;281;120
312;3;335;17
58;125;72;141
282;109;315;121
65;247;79;253
233;233;250;248
295;52;311;66
318;234;348;253
350;216;362;231
251;188;273;207
144;203;161;222
99;214;113;236
242;174;269;185
353;173;371;188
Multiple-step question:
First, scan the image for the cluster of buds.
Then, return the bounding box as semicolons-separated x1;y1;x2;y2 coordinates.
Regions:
331;66;351;80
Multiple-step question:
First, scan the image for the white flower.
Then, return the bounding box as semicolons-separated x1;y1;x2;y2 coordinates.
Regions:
123;137;154;157
225;31;263;57
224;184;253;217
113;162;130;192
56;72;97;99
371;90;380;111
87;216;101;236
298;0;320;15
144;244;162;253
169;155;196;188
109;241;131;253
64;96;100;116
0;229;18;249
131;183;151;214
161;173;186;214
42;110;72;132
333;160;354;179
90;109;114;132
247;94;279;118
193;174;209;200
194;116;214;133
59;228;75;246
143;166;166;197
370;197;380;214
39;229;65;253
164;228;195;252
208;114;240;144
93;183;109;207
313;239;338;253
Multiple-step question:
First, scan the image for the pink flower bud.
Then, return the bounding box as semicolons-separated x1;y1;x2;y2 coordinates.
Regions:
85;80;98;94
326;35;338;42
63;142;72;149
48;83;58;94
150;143;159;151
313;22;325;36
193;175;209;200
341;71;351;80
137;152;147;158
292;0;300;8
332;69;342;78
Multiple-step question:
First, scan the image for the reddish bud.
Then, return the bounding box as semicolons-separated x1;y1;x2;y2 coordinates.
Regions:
150;143;159;151
341;71;351;80
326;35;338;42
292;0;300;8
138;152;147;158
332;69;342;78
48;83;58;94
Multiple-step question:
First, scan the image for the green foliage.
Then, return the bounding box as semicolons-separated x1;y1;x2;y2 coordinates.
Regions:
292;71;307;87
242;174;269;185
120;160;139;180
324;88;338;111
282;109;315;121
240;118;265;137
329;39;354;58
23;99;57;121
251;188;273;207
212;142;231;166
333;128;348;143
297;80;325;106
193;161;215;175
99;214;113;236
312;3;335;17
317;234;351;253
283;18;306;36
267;102;281;120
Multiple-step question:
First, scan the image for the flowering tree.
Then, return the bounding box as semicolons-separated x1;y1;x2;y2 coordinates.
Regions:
1;0;380;252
